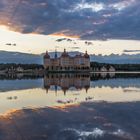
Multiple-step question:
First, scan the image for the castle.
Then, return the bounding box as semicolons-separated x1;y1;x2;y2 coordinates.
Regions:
43;49;90;71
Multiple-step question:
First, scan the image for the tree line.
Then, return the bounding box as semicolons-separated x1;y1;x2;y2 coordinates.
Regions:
0;63;44;70
0;63;139;72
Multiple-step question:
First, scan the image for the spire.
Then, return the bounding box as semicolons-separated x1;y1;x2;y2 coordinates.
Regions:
61;48;69;57
55;49;57;58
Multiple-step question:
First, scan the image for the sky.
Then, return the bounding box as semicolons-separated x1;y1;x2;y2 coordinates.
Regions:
0;0;140;55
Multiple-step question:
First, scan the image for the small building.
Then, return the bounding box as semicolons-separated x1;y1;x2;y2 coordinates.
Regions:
44;49;90;71
100;66;108;72
16;67;24;72
108;66;116;72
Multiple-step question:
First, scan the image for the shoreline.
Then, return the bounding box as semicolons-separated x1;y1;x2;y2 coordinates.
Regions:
0;70;140;74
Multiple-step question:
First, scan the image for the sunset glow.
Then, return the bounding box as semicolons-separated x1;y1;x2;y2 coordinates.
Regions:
0;25;139;55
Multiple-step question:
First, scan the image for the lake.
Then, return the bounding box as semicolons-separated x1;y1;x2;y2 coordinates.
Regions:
0;73;140;140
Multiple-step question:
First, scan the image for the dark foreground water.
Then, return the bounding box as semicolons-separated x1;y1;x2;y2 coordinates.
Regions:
0;73;140;140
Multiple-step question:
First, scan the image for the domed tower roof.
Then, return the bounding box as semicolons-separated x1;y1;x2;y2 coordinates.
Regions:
84;51;89;58
61;49;69;57
44;51;50;59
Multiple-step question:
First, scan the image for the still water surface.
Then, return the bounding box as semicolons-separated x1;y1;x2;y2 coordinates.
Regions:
0;73;140;114
0;73;140;140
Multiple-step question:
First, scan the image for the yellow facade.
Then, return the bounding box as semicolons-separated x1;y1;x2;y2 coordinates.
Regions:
44;49;90;71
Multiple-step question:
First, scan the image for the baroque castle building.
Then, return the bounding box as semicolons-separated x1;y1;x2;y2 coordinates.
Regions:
44;49;90;71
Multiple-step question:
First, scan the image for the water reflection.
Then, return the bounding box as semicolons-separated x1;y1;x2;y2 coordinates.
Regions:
3;102;139;140
0;72;139;92
44;74;90;94
0;73;140;139
0;73;139;114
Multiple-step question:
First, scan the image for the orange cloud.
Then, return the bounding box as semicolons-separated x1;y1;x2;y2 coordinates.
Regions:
52;30;80;38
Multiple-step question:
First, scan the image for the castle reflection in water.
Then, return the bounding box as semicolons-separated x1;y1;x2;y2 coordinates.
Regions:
44;73;116;94
44;74;90;94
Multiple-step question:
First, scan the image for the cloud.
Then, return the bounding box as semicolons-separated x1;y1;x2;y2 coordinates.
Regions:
123;50;140;53
73;2;105;12
0;0;139;40
56;38;73;42
109;0;135;11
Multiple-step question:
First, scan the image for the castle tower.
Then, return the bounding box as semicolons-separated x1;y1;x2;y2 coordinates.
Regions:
84;50;90;69
60;49;70;70
44;51;51;70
